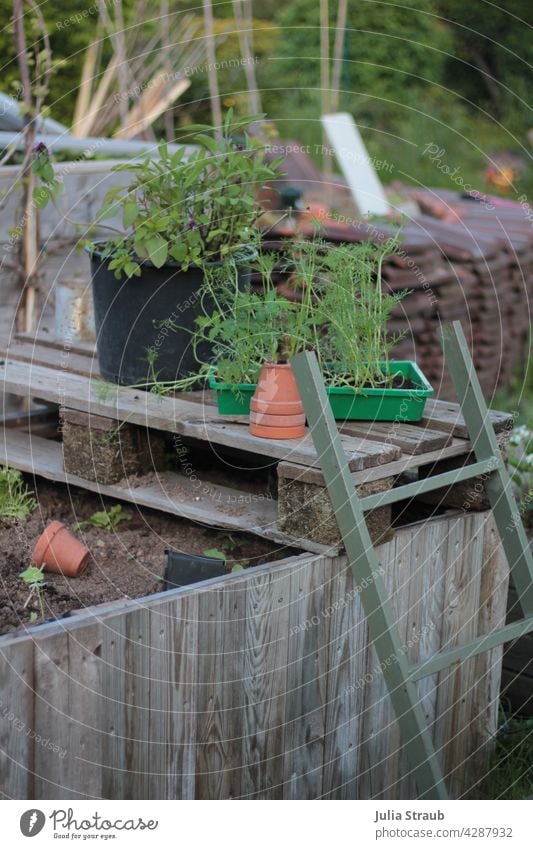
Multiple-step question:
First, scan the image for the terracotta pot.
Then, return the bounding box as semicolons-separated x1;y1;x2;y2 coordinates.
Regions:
249;363;305;439
32;521;90;578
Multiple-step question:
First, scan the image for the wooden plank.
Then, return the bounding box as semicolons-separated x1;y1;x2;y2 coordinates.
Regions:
0;429;334;555
148;594;198;799
322;556;367;799
0;640;34;799
339;419;452;455
195;583;246;799
422;397;513;439
0;359;397;470
240;566;292;799
185;417;400;471
283;556;333;799
278;437;472;487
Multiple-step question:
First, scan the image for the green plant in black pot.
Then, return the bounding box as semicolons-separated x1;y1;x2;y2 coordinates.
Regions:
33;110;283;386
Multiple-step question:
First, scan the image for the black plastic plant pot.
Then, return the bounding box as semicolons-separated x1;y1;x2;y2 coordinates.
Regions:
164;549;226;590
88;244;253;387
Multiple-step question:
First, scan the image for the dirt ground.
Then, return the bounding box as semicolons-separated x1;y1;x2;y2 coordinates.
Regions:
0;478;291;635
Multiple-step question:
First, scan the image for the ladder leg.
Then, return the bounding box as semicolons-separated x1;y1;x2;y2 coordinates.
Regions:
439;322;533;616
291;351;448;800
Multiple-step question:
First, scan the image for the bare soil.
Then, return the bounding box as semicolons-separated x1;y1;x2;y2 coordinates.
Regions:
0;478;291;636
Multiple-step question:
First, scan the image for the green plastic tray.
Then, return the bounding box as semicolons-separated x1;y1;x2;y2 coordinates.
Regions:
326;361;434;422
208;375;256;415
209;361;433;422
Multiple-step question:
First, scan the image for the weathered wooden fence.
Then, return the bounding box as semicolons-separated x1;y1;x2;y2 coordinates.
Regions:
0;511;508;800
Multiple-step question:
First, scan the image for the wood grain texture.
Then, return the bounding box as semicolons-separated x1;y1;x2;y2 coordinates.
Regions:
0;429;333;555
0;358;396;470
32;631;71;798
148;594;199;799
240;565;292;799
283;556;333;799
433;513;485;798
0;513;509;800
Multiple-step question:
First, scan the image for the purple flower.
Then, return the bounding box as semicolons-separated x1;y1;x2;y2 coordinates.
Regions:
33;142;48;155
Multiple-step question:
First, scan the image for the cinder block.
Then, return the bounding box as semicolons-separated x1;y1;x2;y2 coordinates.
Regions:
278;476;394;548
61;407;166;484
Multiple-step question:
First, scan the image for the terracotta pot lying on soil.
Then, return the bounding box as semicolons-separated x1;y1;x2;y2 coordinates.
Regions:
32;521;90;578
250;363;305;440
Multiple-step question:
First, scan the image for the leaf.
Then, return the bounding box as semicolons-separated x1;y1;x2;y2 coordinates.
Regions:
123;202;138;228
202;548;226;561
146;235;168;268
231;563;244;572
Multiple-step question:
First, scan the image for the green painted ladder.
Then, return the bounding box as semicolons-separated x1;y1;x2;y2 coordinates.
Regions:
291;321;533;800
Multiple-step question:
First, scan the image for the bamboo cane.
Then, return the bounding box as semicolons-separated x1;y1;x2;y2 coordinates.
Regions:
202;0;223;138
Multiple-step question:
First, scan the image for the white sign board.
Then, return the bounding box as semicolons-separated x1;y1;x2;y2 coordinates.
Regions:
321;112;390;216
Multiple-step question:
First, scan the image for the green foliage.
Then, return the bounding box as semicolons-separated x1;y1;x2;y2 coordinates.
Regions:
437;1;533;134
74;504;130;532
269;0;452;127
312;240;408;388
185;238;405;390
481;703;533;799
0;467;37;521
202;548;226;561
33;111;282;279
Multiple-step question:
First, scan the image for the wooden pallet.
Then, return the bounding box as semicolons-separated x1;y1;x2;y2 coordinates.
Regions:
0;335;514;555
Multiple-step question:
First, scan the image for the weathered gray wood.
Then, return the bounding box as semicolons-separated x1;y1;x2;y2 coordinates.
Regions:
0;640;34;799
339;419;452;454
321;556;367;799
278;437;473;487
101;614;129;799
66;623;105;799
283;557;333;799
0;514;509;800
0;429;333;555
422;397;513;439
240;566;292;799
195;583;246;799
433;513;485;799
469;517;508;795
0;358;396;471
148;594;198;799
14;331;96;358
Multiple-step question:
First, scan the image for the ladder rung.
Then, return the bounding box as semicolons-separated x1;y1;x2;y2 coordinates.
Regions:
410;615;533;681
360;457;501;511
